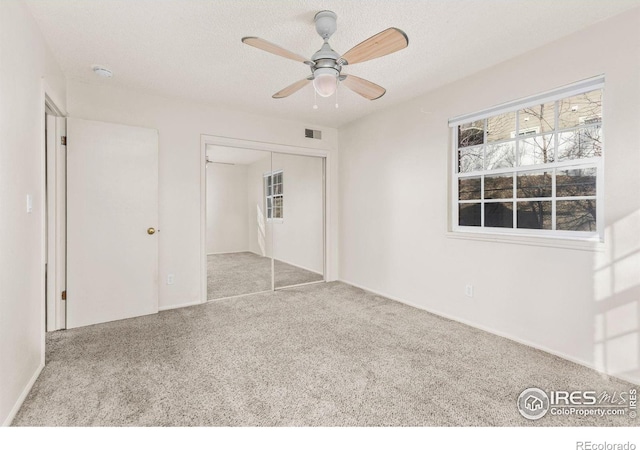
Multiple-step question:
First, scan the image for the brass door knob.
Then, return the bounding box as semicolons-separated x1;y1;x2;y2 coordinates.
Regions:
147;227;156;235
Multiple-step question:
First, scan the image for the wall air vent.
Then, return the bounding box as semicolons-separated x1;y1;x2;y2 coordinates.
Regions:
305;129;322;139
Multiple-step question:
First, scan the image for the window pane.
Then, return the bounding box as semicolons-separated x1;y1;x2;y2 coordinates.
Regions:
273;183;282;195
458;147;483;173
273;196;283;208
517;170;552;198
517;201;551;229
274;206;283;219
485;141;515;170
459;203;481;226
519;134;554;166
487;112;515;142
557;126;602;161
458;177;481;200
558;90;602;130
485;202;513;228
484;173;513;199
458;120;484;148
557;200;596;231
556;168;597;197
266;197;272;208
518;101;555;134
275;172;282;183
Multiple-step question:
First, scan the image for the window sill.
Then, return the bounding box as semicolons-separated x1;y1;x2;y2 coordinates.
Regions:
446;230;604;252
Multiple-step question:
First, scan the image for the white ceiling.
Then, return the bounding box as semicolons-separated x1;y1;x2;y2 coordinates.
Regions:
206;145;270;165
27;0;640;128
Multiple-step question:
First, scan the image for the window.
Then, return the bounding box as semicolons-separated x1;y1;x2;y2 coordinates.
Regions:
264;170;283;220
451;77;603;239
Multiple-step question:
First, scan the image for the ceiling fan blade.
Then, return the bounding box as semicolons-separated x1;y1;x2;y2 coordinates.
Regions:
241;37;310;64
273;78;312;99
341;74;386;100
340;28;408;65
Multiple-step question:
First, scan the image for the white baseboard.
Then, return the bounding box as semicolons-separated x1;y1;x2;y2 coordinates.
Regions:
339;278;639;386
158;300;204;311
2;362;44;427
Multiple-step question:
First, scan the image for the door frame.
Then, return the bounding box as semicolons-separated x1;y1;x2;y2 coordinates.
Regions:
40;81;67;349
200;134;332;304
44;113;67;332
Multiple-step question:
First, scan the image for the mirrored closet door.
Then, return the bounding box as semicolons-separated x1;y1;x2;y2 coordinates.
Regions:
271;152;324;289
206;146;273;300
206;145;325;300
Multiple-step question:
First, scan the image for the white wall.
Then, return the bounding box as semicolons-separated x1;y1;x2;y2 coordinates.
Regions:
339;10;640;384
67;80;338;310
206;163;249;254
0;0;67;425
247;153;324;274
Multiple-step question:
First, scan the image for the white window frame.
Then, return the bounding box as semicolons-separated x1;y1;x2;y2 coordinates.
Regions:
264;170;284;222
449;76;604;242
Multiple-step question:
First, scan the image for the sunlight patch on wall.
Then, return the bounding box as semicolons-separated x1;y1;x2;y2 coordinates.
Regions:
613;252;640;295
256;203;266;256
605;301;638;339
612;210;640;261
592;209;640;381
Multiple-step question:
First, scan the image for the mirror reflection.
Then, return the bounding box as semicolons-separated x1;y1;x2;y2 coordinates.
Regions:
206;146;324;300
206;146;272;299
272;152;324;289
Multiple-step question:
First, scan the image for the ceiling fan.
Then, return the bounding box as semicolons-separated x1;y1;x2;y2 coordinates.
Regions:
241;11;408;101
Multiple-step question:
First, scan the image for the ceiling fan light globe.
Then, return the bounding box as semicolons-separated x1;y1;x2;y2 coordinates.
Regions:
313;69;338;97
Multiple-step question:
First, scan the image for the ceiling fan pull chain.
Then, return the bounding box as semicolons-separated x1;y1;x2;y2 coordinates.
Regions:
335;81;339;109
313;88;318;110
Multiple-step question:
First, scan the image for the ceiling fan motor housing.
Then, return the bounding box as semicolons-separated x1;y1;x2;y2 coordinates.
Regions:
311;41;341;77
311;12;341;79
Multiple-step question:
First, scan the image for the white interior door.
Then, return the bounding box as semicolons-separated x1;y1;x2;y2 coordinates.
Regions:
67;118;159;328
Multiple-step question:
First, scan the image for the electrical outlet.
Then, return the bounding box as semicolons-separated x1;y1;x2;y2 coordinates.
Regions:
167;274;175;285
465;285;474;298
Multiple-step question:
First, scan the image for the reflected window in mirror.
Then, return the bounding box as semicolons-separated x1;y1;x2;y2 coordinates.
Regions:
264;170;284;221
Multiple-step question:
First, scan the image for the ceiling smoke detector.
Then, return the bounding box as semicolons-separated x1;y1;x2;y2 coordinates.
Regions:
92;65;113;78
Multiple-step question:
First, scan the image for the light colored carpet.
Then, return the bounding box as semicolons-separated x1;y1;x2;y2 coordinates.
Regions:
13;282;634;426
207;252;323;299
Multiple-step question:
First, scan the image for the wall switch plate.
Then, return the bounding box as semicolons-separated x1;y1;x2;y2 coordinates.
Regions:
465;285;474;298
26;194;33;213
167;274;175;285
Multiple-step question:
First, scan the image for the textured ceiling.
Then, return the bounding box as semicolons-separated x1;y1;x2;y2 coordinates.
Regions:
26;0;640;128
